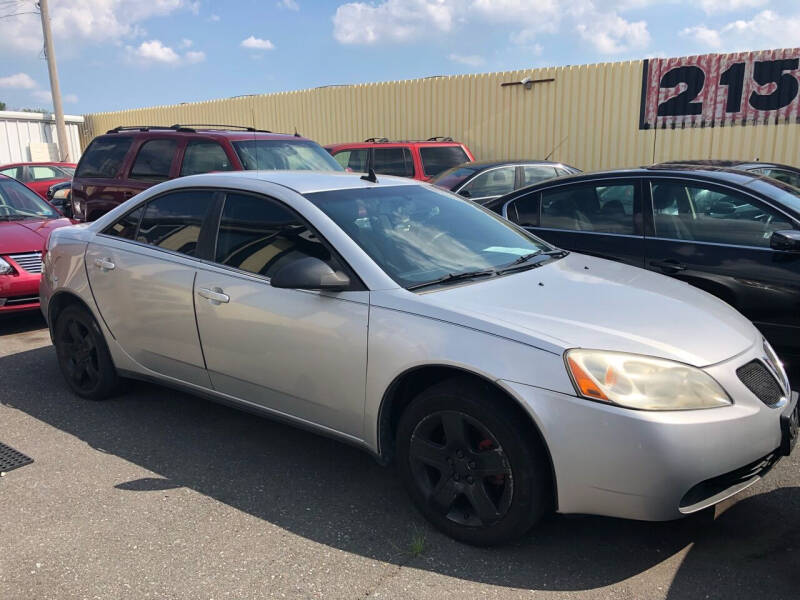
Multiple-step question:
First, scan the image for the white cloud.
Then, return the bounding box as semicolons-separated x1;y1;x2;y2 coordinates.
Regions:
31;89;79;104
127;39;206;65
576;13;650;54
241;36;276;50
0;72;37;89
333;0;457;44
208;14;221;22
448;53;486;67
697;0;766;14
680;10;800;51
278;0;300;10
180;38;193;48
64;93;79;103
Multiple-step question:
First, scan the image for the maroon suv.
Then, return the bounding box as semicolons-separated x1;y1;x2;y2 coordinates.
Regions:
71;125;342;221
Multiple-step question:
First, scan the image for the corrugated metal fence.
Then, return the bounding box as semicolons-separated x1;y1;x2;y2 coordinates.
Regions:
81;58;800;172
1;111;84;164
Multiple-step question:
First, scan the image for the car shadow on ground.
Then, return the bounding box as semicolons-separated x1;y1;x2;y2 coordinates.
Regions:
1;344;798;596
0;312;47;336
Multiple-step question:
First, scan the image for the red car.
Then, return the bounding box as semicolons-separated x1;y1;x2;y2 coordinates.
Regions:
0;174;74;314
0;161;76;200
325;137;475;181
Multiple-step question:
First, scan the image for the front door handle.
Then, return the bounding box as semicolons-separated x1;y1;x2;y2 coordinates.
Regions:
650;259;687;273
197;287;230;305
94;258;115;271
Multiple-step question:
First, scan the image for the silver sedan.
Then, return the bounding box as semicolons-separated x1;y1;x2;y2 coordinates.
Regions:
40;171;798;546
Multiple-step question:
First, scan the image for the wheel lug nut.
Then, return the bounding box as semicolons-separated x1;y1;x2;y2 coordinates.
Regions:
467;476;474;484
468;461;476;469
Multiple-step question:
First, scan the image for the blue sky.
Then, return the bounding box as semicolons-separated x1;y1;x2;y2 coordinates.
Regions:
0;0;798;114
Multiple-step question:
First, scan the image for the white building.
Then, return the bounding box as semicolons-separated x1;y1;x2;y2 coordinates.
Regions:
0;110;84;164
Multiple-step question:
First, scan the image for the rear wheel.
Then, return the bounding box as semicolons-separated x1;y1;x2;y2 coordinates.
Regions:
54;305;119;400
396;378;551;546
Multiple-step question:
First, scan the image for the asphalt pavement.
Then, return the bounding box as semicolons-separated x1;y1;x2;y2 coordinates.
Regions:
1;313;798;599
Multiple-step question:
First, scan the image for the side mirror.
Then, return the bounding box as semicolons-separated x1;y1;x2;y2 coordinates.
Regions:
770;230;800;253
270;256;351;291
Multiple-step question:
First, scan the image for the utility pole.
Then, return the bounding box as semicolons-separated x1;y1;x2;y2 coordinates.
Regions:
38;0;69;162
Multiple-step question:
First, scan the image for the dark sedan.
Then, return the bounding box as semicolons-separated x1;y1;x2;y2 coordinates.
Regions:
658;160;800;190
484;166;800;357
431;159;580;204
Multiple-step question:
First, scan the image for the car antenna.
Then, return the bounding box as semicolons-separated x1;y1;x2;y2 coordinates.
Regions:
544;135;569;161
361;168;378;183
294;126;301;137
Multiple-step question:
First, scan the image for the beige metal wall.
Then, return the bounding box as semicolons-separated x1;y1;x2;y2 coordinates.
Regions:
81;60;799;172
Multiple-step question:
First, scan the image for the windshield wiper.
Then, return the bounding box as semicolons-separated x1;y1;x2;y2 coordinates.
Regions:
497;249;569;274
407;268;496;291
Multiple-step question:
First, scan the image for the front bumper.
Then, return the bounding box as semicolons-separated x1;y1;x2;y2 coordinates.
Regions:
500;346;795;521
0;269;41;314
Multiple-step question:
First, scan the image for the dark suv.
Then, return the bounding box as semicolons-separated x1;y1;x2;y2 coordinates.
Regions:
71;125;342;221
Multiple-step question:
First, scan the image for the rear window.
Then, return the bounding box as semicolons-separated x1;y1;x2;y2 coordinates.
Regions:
75;137;133;178
419;146;469;177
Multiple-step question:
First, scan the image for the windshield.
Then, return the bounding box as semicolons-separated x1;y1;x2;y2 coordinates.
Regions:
305;185;551;289
232;140;343;172
746;178;800;215
0;177;60;220
431;165;480;190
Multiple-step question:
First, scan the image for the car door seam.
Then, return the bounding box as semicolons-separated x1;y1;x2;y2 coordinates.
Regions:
191;270;211;373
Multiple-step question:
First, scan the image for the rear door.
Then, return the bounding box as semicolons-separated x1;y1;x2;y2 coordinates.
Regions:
503;178;645;267
122;138;180;198
370;146;415;178
644;177;800;349
85;189;217;386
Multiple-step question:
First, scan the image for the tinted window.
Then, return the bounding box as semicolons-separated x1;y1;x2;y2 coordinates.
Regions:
333;149;368;171
75;137;133;178
650;181;796;247
541;183;635;234
180;141;233;176
419;146;469;177
373;148;414;177
130;140;177;181
30;166;59;181
509;192;539;227
461;167;516;199
431;165;480;190
522;165;558;186
215;193;337;278
233;140;342;171
104;205;145;240
760;168;800;189
136;191;214;256
305;185;549;289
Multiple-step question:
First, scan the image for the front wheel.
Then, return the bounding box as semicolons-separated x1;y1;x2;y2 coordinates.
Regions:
54;305;119;400
396;379;551;546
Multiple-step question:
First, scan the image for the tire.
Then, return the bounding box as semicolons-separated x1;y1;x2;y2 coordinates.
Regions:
54;305;119;400
396;378;551;546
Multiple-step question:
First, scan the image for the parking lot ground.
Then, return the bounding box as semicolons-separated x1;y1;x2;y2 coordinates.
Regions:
1;314;798;600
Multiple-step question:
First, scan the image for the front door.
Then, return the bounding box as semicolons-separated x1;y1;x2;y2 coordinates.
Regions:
193;191;369;438
86;189;217;386
644;178;800;352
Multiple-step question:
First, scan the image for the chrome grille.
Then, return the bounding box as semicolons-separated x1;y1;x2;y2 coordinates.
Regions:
736;360;785;407
8;252;43;274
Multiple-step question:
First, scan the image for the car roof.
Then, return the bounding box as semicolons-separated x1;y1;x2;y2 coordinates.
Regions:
446;159;570;169
163;170;421;195
0;161;76;168
656;159;799;171
99;129;308;142
325;140;466;150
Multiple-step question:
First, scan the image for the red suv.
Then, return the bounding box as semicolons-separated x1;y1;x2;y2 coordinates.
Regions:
325;137;474;181
71;125;342;222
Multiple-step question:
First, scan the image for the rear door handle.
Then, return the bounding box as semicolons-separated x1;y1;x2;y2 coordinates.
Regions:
197;287;230;305
650;259;687;273
94;258;115;271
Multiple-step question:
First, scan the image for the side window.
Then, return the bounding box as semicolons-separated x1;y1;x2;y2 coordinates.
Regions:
75;137;133;178
215;193;337;278
419;146;469;177
103;205;145;240
761;168;800;189
180;141;233;176
650;181;796;247
522;165;558;187
0;167;21;180
508;192;540;227
136;190;214;256
333;149;368;172
461;167;516;199
30;166;59;181
541;183;635;234
372;148;414;177
129;139;177;181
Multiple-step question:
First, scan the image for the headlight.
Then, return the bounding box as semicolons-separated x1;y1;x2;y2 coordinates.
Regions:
565;349;731;410
0;257;14;275
52;188;70;200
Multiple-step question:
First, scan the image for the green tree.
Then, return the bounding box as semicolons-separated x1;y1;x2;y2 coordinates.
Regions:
0;101;6;111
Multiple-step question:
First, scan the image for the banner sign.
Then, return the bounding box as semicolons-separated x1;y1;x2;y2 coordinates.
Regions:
639;48;800;129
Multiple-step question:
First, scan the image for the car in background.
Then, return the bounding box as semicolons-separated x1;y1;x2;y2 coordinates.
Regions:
659;160;800;189
484;165;800;357
41;170;797;546
0;174;73;314
70;124;343;222
325;137;474;181
0;161;76;200
47;180;72;217
431;160;580;205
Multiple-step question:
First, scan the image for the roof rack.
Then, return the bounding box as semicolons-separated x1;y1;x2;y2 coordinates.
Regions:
362;136;456;143
106;124;273;134
364;137;390;143
426;136;453;142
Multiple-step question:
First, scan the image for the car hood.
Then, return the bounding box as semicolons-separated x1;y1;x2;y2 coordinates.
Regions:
372;253;759;367
0;218;73;254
